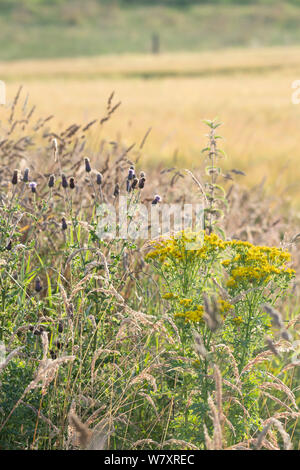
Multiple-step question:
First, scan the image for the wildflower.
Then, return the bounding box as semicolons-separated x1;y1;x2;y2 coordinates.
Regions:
69;177;75;189
218;299;233;314
58;321;64;333
128;167;135;181
29;182;37;193
62;174;68;189
131;177;138;190
96;172;102;186
139;176;146;189
231;316;243;325
61;217;68;231
23;168;29;183
35;277;42;293
48;175;55;188
175;305;204;323
11;170;18;185
84;157;92;173
162;292;177;300
152;194;161;205
179;298;193;306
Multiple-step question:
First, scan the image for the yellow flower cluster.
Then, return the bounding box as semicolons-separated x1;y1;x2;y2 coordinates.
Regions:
231;316;243;325
175;305;204;323
145;231;226;265
218;299;234;314
179;298;193;307
222;240;295;289
162;292;177;300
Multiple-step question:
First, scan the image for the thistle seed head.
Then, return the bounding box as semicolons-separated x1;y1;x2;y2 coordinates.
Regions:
35;277;42;293
23;168;29;183
48;175;55;188
12;170;18;185
151;194;161;205
84;157;92;173
29;182;37;193
69;177;75;189
62;174;68;189
96;172;103;186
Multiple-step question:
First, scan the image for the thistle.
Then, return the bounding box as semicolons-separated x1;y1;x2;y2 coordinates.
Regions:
69;177;75;189
35;277;42;293
11;170;18;185
62;217;68;231
62;174;68;189
138;176;146;189
23;168;29;183
84;157;92;173
29;182;37;193
48;175;55;188
151;194;161;205
96;172;102;186
131;177;138;190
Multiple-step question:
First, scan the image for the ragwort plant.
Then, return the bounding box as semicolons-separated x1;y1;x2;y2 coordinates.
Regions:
145;121;297;445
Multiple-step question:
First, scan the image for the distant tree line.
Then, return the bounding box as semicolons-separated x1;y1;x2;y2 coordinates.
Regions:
1;0;300;6
119;0;300;5
1;0;300;13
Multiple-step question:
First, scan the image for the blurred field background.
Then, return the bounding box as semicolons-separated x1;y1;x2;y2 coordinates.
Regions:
2;0;300;202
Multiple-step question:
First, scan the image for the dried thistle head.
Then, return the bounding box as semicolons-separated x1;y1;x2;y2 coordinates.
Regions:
11;170;18;185
131;177;138;190
139;176;146;189
127;166;135;181
69;177;75;189
23;168;29;183
151;194;161;205
61;217;68;231
96;172;102;186
35;277;42;293
29;181;37;193
61;174;68;189
48;175;55;188
84;157;92;173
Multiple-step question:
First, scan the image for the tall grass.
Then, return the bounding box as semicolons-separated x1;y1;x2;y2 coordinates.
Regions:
0;90;299;450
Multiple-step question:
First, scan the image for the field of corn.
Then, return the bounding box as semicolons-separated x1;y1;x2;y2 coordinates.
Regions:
0;76;300;451
3;46;300;206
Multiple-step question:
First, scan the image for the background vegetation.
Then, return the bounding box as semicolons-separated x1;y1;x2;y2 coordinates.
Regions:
2;1;300;59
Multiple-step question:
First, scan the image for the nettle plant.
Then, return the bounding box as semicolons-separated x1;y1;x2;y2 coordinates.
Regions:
145;121;296;443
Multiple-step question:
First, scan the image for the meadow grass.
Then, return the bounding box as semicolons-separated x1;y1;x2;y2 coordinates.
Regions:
0;91;300;450
2;46;300;204
3;2;300;60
